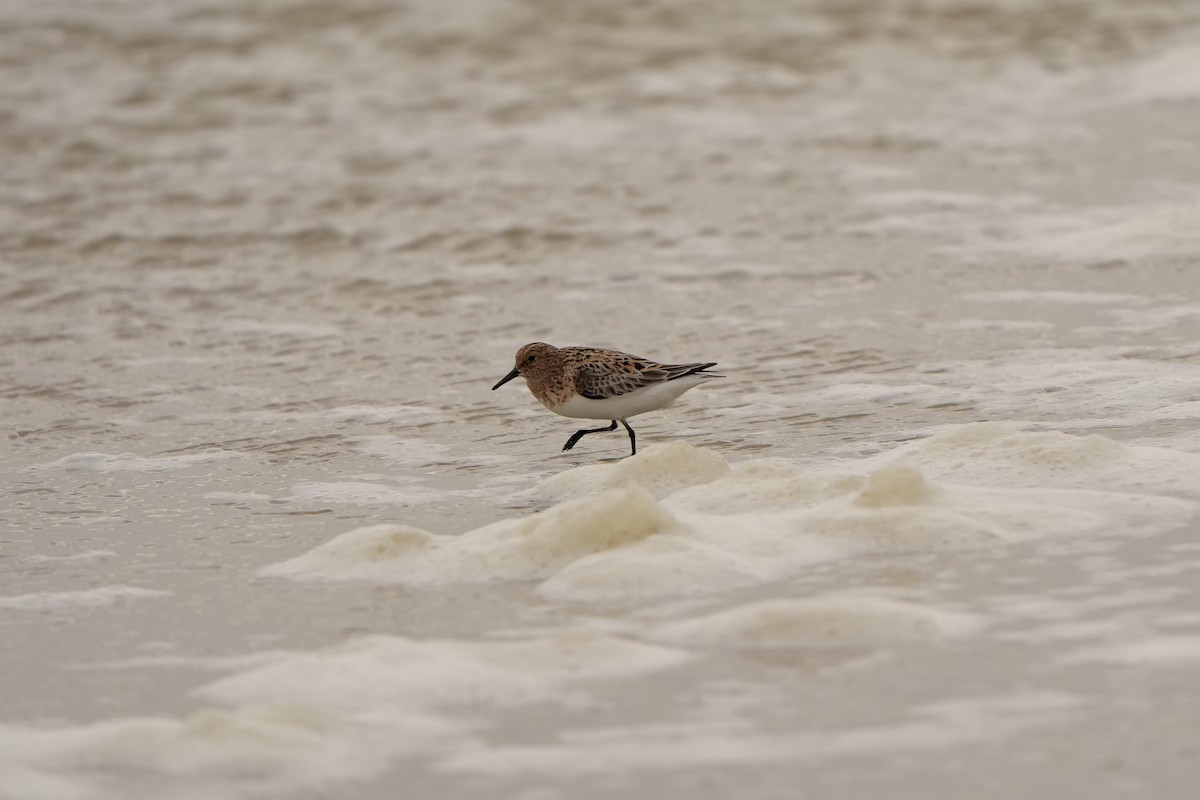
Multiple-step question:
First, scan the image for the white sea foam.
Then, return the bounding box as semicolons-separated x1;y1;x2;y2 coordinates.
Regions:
846;189;1040;242
963;290;1147;305
648;595;981;649
262;486;681;585
263;425;1198;603
862;422;1200;497
205;491;272;502
323;405;445;426
0;585;169;611
1005;202;1200;263
0;633;689;798
218;319;341;338
279;481;440;507
735;347;1200;433
1108;303;1200;334
22;550;115;564
842;351;1200;433
27;451;242;473
0;705;400;797
792;382;964;408
864;189;1020;211
439;691;1083;776
1059;635;1200;666
533;440;729;501
57;516;127;527
200;633;691;713
355;435;450;466
76;651;293;673
1112;37;1200;104
927;319;1055;332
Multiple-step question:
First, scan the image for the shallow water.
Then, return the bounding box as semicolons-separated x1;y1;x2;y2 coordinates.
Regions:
3;0;1200;797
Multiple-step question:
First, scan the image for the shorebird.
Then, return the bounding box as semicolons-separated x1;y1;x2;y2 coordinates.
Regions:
491;342;722;457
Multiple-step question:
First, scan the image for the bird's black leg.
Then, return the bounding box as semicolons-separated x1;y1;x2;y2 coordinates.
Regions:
620;419;637;456
562;420;618;452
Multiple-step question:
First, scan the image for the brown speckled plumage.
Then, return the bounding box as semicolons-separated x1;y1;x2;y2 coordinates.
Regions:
491;342;722;458
570;349;717;401
507;343;717;409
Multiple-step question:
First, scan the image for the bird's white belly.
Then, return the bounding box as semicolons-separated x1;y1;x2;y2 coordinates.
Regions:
549;376;711;420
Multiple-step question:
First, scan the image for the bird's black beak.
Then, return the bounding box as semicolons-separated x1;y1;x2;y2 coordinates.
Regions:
492;368;520;390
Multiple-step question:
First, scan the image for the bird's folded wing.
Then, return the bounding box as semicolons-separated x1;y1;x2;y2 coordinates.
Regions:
576;360;717;400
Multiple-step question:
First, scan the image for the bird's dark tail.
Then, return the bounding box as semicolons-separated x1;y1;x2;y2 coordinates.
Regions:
675;362;723;379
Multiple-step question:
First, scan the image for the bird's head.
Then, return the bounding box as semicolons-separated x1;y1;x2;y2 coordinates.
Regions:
491;342;560;390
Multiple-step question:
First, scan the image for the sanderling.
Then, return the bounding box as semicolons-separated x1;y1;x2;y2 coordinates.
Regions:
491;342;723;457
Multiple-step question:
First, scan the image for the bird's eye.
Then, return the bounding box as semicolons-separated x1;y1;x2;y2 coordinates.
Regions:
526;354;537;363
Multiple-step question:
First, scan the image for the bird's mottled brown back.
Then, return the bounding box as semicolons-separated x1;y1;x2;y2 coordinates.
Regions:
563;347;717;400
